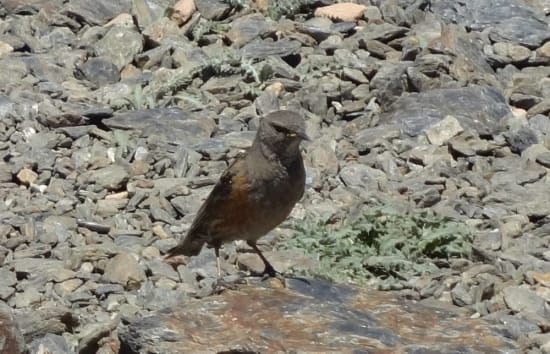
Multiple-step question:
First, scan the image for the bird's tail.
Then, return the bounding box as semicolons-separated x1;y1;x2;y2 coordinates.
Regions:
164;235;205;259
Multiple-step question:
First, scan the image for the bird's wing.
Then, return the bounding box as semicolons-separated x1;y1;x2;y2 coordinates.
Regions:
166;153;251;257
186;155;249;238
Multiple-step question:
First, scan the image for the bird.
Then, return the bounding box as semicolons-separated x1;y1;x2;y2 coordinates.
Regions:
164;110;309;279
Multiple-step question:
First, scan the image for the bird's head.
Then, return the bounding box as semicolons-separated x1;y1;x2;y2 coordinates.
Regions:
255;110;309;161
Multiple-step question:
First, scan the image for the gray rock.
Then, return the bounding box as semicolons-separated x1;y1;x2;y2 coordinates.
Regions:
505;127;539;153
77;320;118;354
102;252;146;288
137;281;188;311
0;287;15;301
369;61;412;109
0;269;16;288
503;286;549;315
430;0;544;32
87;164;129;191
94;27;143;69
354;22;409;43
339;164;388;192
14;287;41;308
227;13;275;48
102;108;216;145
64;0;133;25
385;86;511;137
15;306;76;342
195;0;231;20
536;151;550;167
76;57;120;86
489;17;550;49
242;38;302;60
145;259;180;282
9;258;64;276
487;314;541;340
29;334;72;354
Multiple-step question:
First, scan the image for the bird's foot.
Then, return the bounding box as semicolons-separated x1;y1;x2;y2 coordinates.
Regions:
258;265;286;288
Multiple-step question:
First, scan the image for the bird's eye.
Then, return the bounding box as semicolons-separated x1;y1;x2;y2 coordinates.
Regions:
272;125;291;135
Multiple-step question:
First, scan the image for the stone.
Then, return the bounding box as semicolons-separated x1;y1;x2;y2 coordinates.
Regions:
102;108;216;145
505;126;539;153
430;0;545;34
536;152;550;167
314;3;367;22
87;164;129;191
487;314;541;340
0;41;14;57
119;279;517;352
425;115;464;146
489;17;550;49
385;86;511;137
14;287;42;308
503;286;549;315
493;42;531;62
94;27;143;69
102;252;146;288
54;279;84;297
64;0;133;25
16;168;38;186
0;269;17;288
339;164;388;192
194;0;231;20
76;57;120;86
171;0;196;26
227;13;275;48
306;139;339;178
29;334;71;354
241;38;302;60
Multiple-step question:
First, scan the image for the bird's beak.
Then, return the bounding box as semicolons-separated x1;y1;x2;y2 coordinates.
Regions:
292;131;310;141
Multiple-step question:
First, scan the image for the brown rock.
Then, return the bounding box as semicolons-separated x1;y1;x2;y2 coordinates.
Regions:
171;0;196;26
120;279;518;353
314;3;367;22
536;41;550;58
16;168;38;186
103;13;134;28
531;272;550;287
129;160;150;176
0;41;14;58
252;0;269;12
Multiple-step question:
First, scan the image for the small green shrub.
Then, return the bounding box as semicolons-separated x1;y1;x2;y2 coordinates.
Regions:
286;206;473;289
267;0;312;20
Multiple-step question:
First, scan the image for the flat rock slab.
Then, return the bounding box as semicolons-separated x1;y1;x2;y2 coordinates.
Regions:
102;108;216;145
385;85;511;137
120;279;518;353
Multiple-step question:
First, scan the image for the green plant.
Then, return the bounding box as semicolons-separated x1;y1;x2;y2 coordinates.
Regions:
267;0;312;20
286;206;473;289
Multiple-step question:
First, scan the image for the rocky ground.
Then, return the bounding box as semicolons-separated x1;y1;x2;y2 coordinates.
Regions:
0;0;549;353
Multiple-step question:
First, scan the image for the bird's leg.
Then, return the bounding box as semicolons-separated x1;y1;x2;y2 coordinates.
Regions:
212;245;243;292
214;246;222;278
247;241;278;278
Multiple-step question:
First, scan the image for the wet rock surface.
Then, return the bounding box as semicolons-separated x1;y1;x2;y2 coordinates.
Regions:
0;0;549;352
120;279;517;353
